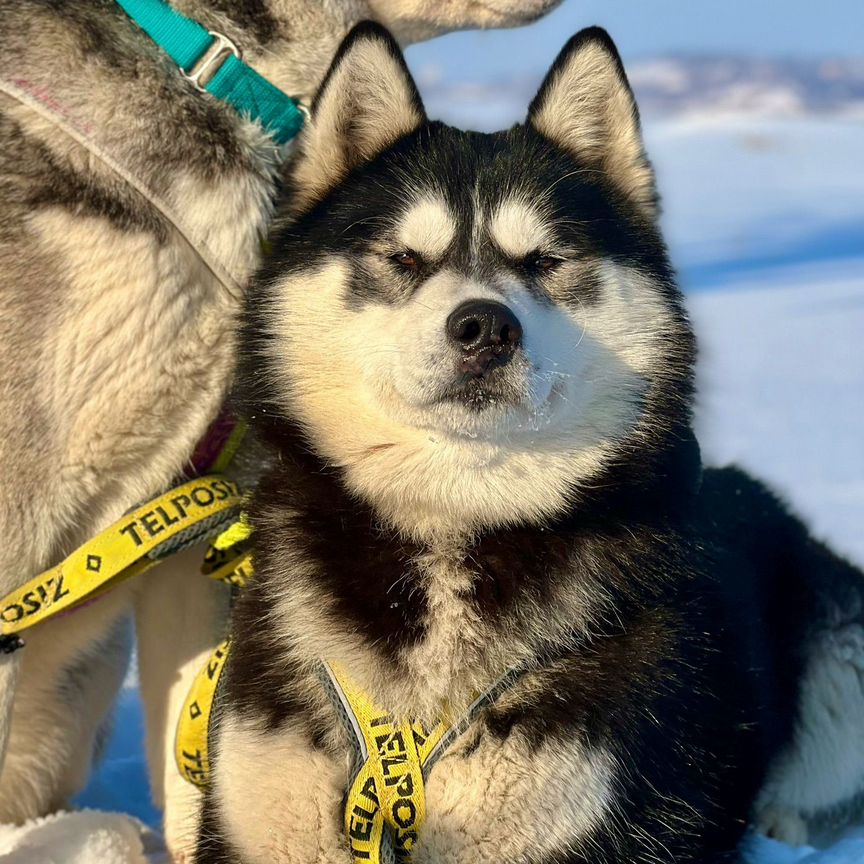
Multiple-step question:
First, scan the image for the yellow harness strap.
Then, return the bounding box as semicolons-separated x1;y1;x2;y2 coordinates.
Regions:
174;518;253;785
200;515;253;589
323;661;450;864
176;639;231;788
0;475;243;640
322;662;524;863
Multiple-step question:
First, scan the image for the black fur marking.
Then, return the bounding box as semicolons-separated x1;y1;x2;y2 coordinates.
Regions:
219;418;429;731
217;591;311;731
0;634;24;655
0;114;168;238
255;421;427;651
474;467;842;862
196;788;242;864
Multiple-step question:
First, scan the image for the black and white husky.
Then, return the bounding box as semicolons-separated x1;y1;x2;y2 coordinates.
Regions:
198;24;864;863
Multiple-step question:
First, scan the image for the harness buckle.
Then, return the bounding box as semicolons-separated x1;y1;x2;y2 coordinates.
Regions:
183;31;240;92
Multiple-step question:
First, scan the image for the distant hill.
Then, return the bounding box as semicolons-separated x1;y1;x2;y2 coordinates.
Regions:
416;56;864;128
628;56;864;116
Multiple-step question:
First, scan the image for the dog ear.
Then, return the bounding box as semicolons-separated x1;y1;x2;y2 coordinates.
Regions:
289;22;426;210
527;27;656;217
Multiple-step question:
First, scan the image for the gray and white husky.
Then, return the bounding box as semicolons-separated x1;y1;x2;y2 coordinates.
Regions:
200;23;864;864
0;0;559;856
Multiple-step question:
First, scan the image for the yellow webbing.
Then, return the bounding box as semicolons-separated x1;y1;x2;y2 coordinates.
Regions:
327;661;450;864
175;639;231;788
201;514;253;588
174;517;253;785
202;548;253;589
175;637;521;864
211;417;249;474
0;475;243;637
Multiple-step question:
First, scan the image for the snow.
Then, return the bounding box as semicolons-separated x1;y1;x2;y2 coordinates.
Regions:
645;117;864;289
648;113;864;569
745;830;864;864
691;265;864;565
26;113;864;861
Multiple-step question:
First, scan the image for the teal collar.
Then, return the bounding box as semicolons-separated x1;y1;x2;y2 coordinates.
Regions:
115;0;305;144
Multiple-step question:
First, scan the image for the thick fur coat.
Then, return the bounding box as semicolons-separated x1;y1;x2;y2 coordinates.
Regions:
0;0;560;857
197;24;864;864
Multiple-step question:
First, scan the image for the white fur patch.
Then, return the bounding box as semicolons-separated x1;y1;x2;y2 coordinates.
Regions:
214;716;348;864
756;623;864;831
588;261;678;377
487;198;553;259
397;196;456;261
415;736;615;862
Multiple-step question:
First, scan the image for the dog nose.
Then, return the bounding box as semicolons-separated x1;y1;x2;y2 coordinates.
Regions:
446;300;523;375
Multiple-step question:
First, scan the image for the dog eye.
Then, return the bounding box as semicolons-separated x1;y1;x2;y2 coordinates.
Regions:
389;251;421;271
526;252;564;273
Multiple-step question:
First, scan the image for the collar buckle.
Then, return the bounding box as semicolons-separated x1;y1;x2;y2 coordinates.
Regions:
183;30;240;92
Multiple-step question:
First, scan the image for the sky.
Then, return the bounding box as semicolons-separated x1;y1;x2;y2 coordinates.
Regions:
407;0;864;82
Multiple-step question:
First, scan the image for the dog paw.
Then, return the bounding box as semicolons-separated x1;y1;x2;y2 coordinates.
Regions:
755;805;809;846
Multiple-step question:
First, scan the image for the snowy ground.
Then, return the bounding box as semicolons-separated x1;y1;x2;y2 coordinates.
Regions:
69;115;863;860
692;265;864;565
651;114;864;570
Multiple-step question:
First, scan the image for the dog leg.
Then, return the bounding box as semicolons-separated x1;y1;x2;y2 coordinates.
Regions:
135;545;230;864
413;727;616;863
755;622;864;844
0;653;22;774
204;716;352;864
0;599;132;822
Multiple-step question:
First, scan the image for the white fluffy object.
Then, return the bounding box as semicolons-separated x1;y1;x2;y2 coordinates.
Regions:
0;810;167;864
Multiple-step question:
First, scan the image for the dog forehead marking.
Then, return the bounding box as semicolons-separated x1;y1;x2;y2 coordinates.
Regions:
487;198;553;259
397;195;456;260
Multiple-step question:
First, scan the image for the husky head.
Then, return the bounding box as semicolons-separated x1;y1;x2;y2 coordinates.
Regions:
244;24;697;540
